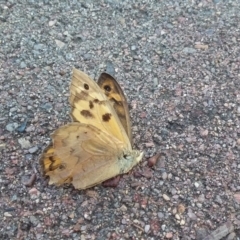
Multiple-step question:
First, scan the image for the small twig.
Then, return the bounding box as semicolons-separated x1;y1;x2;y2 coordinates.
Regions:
132;223;144;232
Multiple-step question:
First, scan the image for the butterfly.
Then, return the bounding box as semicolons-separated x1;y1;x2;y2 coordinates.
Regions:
39;68;143;190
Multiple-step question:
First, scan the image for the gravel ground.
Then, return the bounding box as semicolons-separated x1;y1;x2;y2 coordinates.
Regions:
1;0;240;239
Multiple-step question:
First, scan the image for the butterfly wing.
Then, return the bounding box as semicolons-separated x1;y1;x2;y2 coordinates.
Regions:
69;68;131;150
97;72;132;145
41;123;142;189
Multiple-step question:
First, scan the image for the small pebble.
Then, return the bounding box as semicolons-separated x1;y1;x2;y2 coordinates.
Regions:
194;182;200;188
28;146;38;153
166;232;173;238
4;212;12;217
162;172;167;180
162;194;170;201
144;224;150;233
175;214;180;220
18;138;31;149
6;123;19;132
55;39;65;48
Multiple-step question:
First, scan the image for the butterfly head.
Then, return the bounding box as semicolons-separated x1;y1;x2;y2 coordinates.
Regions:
119;150;144;174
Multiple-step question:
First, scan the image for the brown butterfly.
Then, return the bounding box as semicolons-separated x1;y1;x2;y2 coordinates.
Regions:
40;68;143;190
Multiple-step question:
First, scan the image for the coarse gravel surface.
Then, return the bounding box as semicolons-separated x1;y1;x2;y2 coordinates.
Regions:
1;0;240;239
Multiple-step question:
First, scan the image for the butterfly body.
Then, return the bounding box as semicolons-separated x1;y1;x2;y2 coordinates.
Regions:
40;68;143;190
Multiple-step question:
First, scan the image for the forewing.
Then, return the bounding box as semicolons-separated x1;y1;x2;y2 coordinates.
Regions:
69;68;131;149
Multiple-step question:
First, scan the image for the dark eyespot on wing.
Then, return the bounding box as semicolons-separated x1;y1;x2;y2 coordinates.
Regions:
104;84;111;92
81;110;94;118
102;113;112;122
89;101;94;109
84;83;89;90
